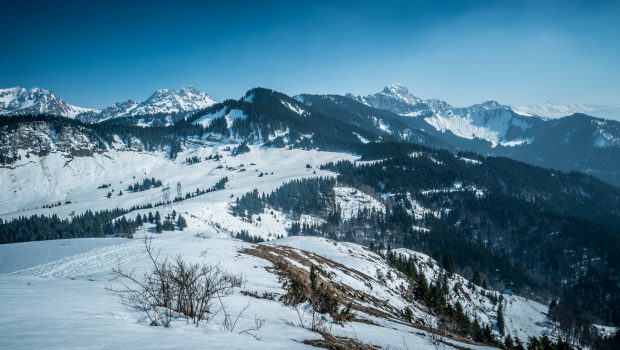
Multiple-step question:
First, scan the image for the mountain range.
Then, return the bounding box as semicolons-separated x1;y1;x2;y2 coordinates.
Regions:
2;84;620;188
0;86;216;125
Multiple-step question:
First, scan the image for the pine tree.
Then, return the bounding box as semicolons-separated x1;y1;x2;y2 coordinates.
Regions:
177;215;187;230
504;335;514;350
497;302;505;336
135;214;143;226
514;338;525;350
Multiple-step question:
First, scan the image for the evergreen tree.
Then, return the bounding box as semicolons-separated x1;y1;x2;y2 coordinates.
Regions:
497;302;506;336
177;215;187;230
504;335;515;350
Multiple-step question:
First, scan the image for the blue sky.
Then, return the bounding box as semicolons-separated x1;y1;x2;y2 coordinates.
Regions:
1;0;618;108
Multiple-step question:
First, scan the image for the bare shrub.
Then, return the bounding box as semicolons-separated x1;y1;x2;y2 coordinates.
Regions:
109;236;243;327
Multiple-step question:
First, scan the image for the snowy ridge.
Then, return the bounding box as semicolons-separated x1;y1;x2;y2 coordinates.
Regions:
424;102;534;147
77;87;216;123
281;99;309;116
347;84;431;116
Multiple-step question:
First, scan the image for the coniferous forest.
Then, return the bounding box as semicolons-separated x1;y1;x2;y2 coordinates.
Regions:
231;142;620;339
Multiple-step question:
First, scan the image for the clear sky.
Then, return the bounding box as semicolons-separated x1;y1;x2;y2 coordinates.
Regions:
1;0;618;108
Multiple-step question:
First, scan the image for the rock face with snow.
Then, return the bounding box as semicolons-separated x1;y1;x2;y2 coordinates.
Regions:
347;84;428;116
0;87;93;118
76;87;216;123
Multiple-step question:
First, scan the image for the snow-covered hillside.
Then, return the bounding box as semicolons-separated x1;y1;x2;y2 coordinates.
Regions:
0;230;529;350
0;87;93;118
0;144;352;224
0;135;562;349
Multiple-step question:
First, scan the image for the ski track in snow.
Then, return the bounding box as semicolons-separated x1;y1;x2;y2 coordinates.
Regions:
9;239;149;279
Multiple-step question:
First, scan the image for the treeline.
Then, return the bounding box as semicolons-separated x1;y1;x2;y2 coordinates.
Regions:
0;208;140;244
185;156;201;164
126;177;228;212
384;249;500;346
234;230;265;243
140;210;188;233
231;177;337;219
0;208;190;244
0;175;228;244
232;142;250;155
127;178;163;192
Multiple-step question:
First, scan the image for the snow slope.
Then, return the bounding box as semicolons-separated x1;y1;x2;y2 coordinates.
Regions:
391;249;549;342
0;232;499;350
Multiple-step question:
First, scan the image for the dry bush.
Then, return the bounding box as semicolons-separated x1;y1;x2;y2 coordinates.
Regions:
109;236;243;327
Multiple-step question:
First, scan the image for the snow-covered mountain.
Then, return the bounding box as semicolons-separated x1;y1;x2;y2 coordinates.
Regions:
0;87;94;118
348;84;542;147
513;102;620;121
347;83;441;116
0;86;216;124
76;87;216;123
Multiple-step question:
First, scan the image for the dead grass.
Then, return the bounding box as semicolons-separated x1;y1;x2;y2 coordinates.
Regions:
303;332;380;350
